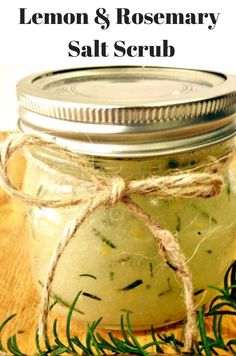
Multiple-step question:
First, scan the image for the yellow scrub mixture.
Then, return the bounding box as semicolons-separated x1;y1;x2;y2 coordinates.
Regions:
23;142;236;329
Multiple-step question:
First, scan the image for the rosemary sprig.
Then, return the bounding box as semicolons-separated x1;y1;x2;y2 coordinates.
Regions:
0;261;235;355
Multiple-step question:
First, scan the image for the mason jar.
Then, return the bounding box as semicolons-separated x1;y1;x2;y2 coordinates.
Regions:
16;66;236;329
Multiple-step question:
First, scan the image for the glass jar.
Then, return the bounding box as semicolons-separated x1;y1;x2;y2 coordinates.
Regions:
17;66;236;329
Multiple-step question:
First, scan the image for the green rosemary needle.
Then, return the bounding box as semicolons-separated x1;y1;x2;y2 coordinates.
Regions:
0;261;235;355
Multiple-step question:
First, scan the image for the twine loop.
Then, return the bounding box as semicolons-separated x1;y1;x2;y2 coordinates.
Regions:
0;132;232;352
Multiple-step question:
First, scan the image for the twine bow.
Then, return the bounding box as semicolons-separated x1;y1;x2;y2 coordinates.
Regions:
0;133;227;351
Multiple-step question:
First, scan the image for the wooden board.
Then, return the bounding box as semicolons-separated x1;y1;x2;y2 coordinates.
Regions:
0;131;235;354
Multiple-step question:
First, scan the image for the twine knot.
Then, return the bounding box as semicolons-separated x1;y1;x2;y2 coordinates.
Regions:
109;176;127;205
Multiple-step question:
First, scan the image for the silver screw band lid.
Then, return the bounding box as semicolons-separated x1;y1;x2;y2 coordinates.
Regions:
17;66;236;157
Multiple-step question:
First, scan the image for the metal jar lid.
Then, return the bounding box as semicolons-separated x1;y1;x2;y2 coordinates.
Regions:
17;66;236;157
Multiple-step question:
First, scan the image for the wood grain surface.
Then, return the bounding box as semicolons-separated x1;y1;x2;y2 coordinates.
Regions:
0;132;235;355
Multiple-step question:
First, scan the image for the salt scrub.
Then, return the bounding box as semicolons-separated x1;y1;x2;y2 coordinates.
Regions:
23;142;236;329
16;66;236;333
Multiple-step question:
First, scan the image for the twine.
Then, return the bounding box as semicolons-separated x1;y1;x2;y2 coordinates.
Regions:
0;133;229;351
